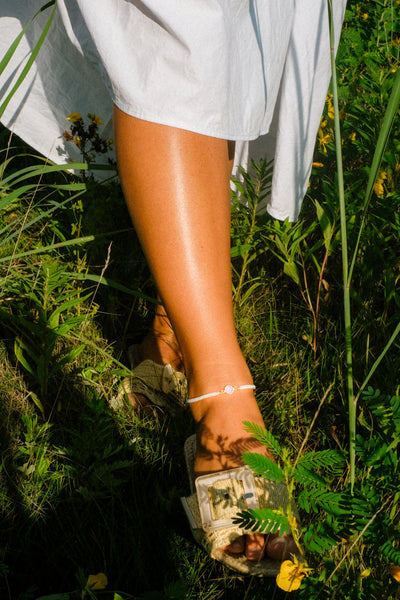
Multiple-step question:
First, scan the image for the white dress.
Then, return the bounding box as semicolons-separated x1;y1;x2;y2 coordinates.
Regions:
0;1;346;221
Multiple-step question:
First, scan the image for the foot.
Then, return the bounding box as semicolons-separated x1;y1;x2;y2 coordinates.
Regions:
126;309;184;411
190;388;298;563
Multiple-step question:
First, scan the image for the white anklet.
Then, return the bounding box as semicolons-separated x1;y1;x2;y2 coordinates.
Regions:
187;384;255;404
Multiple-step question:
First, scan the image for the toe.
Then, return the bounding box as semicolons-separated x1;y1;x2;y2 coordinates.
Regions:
245;534;266;561
265;533;298;561
224;536;245;555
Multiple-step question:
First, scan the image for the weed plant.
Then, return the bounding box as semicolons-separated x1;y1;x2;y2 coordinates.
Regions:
0;1;400;599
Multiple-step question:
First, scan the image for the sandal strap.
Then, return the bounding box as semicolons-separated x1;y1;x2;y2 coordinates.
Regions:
187;383;255;404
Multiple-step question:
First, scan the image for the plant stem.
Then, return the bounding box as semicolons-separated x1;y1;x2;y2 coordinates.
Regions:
327;0;356;492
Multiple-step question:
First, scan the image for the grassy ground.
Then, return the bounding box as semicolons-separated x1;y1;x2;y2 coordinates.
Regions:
1;2;400;599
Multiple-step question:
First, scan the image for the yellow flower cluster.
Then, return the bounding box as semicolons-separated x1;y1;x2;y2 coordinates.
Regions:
88;113;104;126
318;120;333;153
66;111;82;123
373;171;387;198
317;94;335;153
326;95;334;120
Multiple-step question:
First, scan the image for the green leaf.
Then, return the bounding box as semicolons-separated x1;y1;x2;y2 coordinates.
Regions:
303;522;338;554
315;199;334;252
233;508;290;535
297;489;349;516
296;449;346;473
381;540;400;565
283;259;300;285
242;421;282;456
242;452;283;482
29;392;45;418
293;466;326;488
14;337;34;376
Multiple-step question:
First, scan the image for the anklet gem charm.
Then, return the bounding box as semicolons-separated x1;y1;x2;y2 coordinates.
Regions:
187;383;255;404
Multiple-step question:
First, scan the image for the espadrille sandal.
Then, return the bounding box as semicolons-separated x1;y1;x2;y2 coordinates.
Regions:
181;434;299;576
110;344;187;415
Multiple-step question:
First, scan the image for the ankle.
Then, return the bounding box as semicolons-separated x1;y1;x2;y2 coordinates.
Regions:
186;360;253;402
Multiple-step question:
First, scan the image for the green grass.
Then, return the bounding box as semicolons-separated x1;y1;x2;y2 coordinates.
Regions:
0;1;400;599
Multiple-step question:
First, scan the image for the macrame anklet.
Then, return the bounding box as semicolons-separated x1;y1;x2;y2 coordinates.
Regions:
187;384;255;404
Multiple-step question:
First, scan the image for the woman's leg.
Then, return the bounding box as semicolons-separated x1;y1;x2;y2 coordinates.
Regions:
114;108;286;560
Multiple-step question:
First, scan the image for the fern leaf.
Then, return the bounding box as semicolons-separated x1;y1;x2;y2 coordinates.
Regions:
242;421;282;456
381;540;400;565
297;450;346;473
233;508;290;535
298;488;349;516
303;523;338;554
293;466;326;488
242;452;283;482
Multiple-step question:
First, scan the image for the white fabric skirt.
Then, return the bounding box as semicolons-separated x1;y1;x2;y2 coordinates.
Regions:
0;1;346;220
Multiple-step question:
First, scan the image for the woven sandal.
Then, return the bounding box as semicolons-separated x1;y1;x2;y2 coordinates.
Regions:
181;435;299;576
111;344;187;415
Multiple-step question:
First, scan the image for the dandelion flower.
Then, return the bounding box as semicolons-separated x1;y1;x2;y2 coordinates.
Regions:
87;572;108;590
276;559;309;592
66;112;82;122
362;13;369;20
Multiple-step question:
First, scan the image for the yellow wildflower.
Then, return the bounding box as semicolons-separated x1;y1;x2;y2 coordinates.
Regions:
87;572;108;590
312;162;324;168
276;558;310;592
318;128;333;153
348;132;356;141
89;114;104;126
360;568;371;578
390;564;400;582
373;171;387;198
108;137;114;145
362;13;369;20
66;112;82;122
327;95;334;120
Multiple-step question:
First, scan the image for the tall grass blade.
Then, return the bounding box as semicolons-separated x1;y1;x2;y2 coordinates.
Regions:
349;68;400;284
327;0;356;491
0;1;57;118
0;235;96;263
66;272;156;302
0;1;55;78
356;321;400;402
